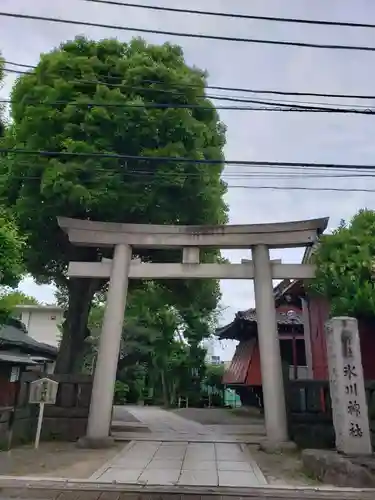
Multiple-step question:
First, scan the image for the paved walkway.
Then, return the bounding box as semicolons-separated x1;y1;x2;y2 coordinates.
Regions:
111;406;266;443
92;440;267;486
120;405;213;435
90;406;269;486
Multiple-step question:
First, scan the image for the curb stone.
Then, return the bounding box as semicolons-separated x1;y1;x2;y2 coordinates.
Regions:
0;478;373;500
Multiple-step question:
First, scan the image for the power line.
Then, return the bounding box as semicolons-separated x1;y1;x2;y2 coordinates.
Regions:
1;167;374;193
1;154;374;193
5;169;375;180
4;153;375;177
0;174;373;193
82;0;375;30
5;62;375;102
3;67;366;109
3;66;375;113
2;147;375;171
1;11;375;52
2;98;374;114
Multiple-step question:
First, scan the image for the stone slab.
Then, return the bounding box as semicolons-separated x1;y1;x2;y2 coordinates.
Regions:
98;468;141;483
205;424;266;436
112;432;266;443
184;449;216;461
178;470;218;486
153;445;186;459
0;477;374;500
146;459;183;470
215;444;245;461
217;461;253;471
138;469;180;485
109;458;150;469
218;470;259;487
182;459;217;471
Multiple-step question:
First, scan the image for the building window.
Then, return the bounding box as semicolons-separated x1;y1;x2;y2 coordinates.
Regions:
211;355;221;365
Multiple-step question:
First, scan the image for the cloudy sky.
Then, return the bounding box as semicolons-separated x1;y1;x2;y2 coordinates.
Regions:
1;0;375;360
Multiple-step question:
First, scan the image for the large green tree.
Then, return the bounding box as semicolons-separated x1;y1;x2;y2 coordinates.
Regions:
311;209;375;319
0;36;227;373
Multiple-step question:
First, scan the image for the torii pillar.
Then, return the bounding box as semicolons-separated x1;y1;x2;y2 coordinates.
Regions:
58;216;328;448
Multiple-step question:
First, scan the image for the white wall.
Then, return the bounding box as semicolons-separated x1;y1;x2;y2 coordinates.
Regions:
19;308;63;347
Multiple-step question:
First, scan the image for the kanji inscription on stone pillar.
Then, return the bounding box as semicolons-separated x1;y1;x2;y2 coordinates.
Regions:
325;317;372;455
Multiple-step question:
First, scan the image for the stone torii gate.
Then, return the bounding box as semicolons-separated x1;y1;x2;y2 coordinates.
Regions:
58;216;328;447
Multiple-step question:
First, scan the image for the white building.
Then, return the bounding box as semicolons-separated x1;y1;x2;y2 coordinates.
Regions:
14;304;64;348
202;338;222;365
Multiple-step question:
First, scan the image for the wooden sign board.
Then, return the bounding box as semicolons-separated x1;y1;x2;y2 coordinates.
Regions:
9;366;20;383
29;377;59;405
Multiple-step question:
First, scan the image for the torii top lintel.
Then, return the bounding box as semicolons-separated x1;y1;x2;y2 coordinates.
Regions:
57;217;329;249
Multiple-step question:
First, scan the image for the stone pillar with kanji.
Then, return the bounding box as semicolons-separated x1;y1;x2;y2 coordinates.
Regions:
325;317;372;455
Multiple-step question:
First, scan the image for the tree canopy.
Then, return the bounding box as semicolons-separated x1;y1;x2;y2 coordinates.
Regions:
0;289;39;324
311;209;375;319
0;290;39;310
0;53;4;138
0;36;228;372
0;211;25;289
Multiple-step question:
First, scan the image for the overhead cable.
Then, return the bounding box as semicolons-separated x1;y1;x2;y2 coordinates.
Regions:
1;97;374;114
4;169;375;180
82;0;375;30
2;148;375;171
1;11;375;52
3;66;375;112
5;62;375;101
0;170;373;193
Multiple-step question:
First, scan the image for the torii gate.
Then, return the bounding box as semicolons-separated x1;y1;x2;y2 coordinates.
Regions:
58;216;328;447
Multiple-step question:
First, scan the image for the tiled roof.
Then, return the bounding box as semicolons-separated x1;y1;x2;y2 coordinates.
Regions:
222;339;255;385
238;308;304;325
0;319;58;357
216;306;304;340
0;351;38;365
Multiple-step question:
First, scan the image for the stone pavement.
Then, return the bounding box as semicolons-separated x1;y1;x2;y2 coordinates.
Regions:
111;406;266;443
119;406;214;435
100;406;268;486
91;440;267;487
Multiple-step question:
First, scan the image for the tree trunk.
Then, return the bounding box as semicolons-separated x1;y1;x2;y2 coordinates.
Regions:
160;369;169;407
54;278;97;374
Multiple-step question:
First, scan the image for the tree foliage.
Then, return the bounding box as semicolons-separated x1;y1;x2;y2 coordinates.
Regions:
0;36;228;372
82;281;212;406
1;56;25;284
204;363;225;390
0;289;39;324
0;211;25;288
0;53;4;138
0;290;39;310
311;209;375;319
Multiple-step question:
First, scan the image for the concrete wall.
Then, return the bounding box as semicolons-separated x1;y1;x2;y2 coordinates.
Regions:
15;306;64;348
